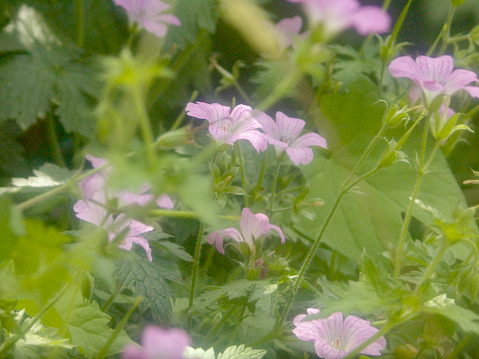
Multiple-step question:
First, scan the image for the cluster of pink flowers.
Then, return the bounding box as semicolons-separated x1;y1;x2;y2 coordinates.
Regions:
293;308;387;359
73;155;174;261
186;102;327;166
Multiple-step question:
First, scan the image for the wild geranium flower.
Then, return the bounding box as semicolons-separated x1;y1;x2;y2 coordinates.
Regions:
274;16;305;52
122;326;191;359
388;55;479;108
254;111;327;165
113;0;181;37
288;0;390;39
293;308;387;359
207;208;285;254
185;102;268;153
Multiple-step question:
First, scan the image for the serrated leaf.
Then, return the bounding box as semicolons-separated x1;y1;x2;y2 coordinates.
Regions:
0;8;101;136
12;163;74;188
21;0;129;55
184;347;216;359
156;241;194;262
164;0;217;50
217;345;267;359
115;255;181;322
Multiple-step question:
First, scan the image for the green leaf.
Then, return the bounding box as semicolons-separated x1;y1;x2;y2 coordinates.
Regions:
0;9;101;136
12;163;74;188
155;241;194;262
0;120;30;178
299;78;475;264
54;288;132;357
184;347;216;359
217;345;267;359
164;0;217;50
21;0;129;54
421;294;479;335
115;255;181;323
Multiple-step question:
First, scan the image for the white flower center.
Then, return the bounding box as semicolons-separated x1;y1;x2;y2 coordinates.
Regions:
331;337;343;350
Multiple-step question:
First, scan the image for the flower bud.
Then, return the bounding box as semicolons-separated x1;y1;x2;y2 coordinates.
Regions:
471;25;479;46
383;104;410;128
156;127;193;149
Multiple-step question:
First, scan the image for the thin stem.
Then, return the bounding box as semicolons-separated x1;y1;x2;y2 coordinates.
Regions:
343;321;395;359
276;166;381;329
46;111;66;167
75;0;84;48
256;70;299;111
150;209;239;221
438;5;456;55
234;142;249;207
415;243;448;291
251;153;268;203
170;90;199;131
95;296;142;359
132;86;156;164
393;118;441;278
188;221;205;310
269;159;282;218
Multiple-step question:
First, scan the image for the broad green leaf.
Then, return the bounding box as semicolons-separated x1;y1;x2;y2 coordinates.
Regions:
298;77;475;264
20;0;129;54
115;254;181;323
156;241;194;262
54;287;132;357
12;163;74;188
164;0;217;50
421;294;479;335
0;8;101;136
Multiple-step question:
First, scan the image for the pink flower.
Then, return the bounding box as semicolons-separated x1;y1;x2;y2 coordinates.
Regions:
185;102;268;153
274;16;305;52
113;0;181;37
293;308;387;359
73;198;154;261
288;0;390;38
207;208;285;254
253;111;327;165
388;55;479;107
122;326;191;359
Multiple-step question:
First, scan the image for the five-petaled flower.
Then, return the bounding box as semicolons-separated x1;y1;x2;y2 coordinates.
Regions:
254;110;327;165
293;308;387;359
185;102;268;153
113;0;181;38
207;208;285;254
122;326;191;359
287;0;390;39
388;55;479;109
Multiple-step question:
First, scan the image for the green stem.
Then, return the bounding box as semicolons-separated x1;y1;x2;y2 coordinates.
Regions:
132;86;156;164
150;209;238;221
256;70;300;111
388;0;413;49
275;166;381;330
235;142;249;207
269;159;282;218
0;284;70;357
393;118;441;278
415;243;448;291
188;221;205;310
343;321;395;359
95;296;142;359
251;153;268;203
46;111;65;167
438;5;456;55
170;90;199;131
75;0;84;48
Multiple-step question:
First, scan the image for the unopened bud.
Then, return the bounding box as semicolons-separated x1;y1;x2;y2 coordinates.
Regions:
384;104;410;127
157;127;193;149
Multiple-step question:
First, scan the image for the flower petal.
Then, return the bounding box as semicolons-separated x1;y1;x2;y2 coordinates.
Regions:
350;7;390;35
276;111;305;142
186;102;231;125
207;228;243;254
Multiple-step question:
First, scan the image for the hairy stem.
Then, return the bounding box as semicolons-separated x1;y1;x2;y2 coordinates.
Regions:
269;159;282;218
